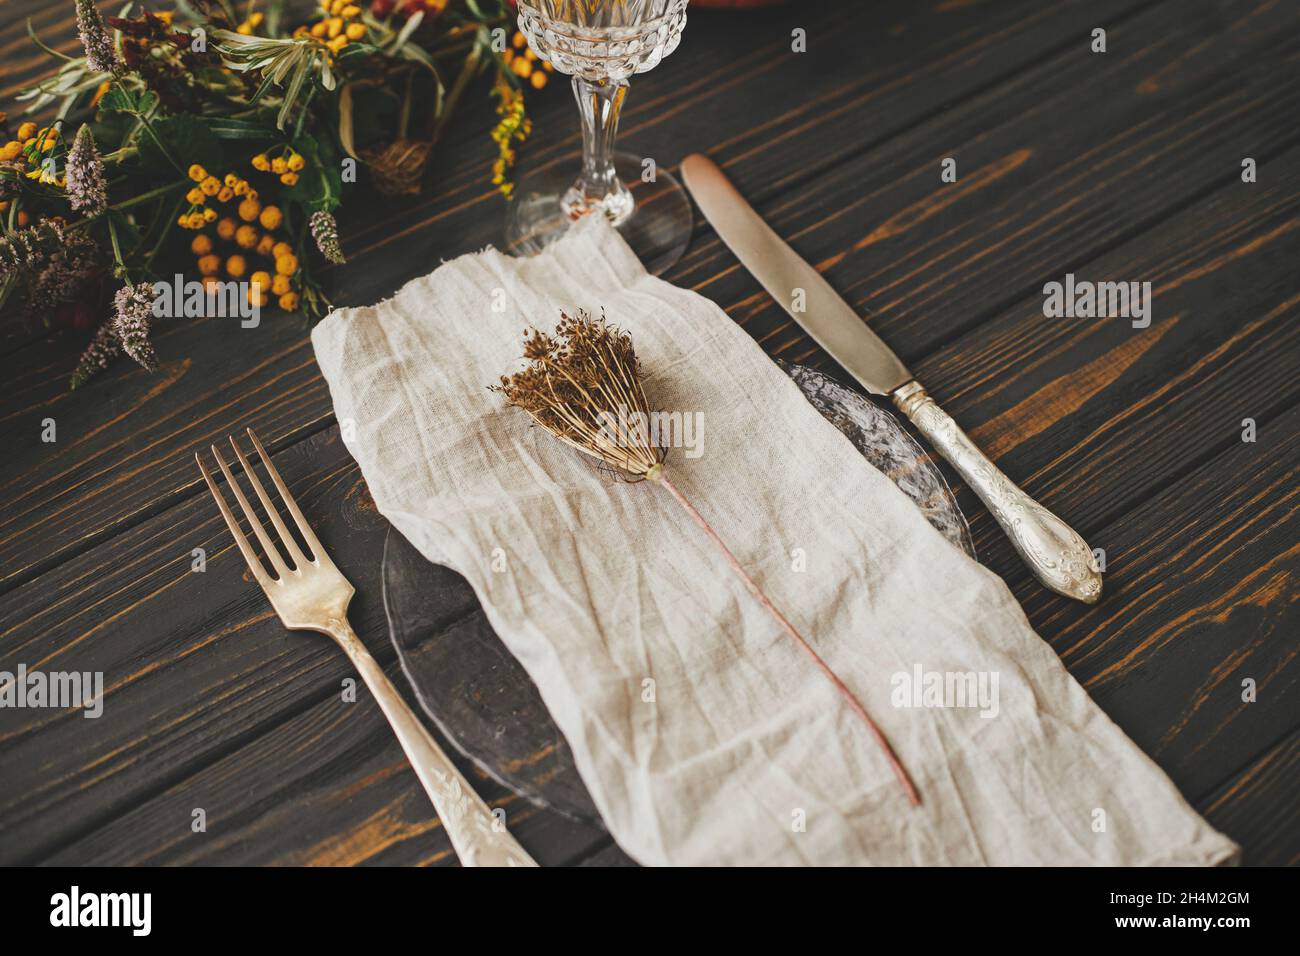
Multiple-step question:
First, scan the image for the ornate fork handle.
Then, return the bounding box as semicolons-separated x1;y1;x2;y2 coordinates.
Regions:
328;618;538;867
893;381;1102;604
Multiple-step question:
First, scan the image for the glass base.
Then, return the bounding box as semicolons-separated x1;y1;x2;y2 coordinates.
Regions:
504;150;692;276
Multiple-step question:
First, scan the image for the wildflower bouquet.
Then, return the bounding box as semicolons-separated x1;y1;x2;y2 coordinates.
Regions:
0;0;552;388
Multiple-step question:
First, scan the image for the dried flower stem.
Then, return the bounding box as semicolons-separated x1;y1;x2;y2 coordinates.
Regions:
653;472;921;806
495;310;921;805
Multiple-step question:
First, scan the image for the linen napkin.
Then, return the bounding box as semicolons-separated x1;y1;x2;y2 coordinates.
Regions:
311;216;1237;866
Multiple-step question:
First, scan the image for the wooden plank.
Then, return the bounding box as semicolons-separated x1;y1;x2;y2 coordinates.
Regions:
40;652;608;866
917;143;1300;591
0;428;384;863
1011;402;1299;802
685;0;1300;359
0;0;1151;587
335;0;1157;271
1197;729;1300;866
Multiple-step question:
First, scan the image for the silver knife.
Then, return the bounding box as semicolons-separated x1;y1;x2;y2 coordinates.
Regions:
681;154;1102;604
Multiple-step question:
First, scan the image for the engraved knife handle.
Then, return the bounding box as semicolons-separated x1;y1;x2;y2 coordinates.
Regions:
330;619;538;867
893;381;1102;604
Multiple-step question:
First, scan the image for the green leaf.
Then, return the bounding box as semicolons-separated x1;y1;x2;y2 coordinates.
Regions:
279;132;341;206
138;115;224;175
206;117;278;141
97;81;141;113
392;10;425;52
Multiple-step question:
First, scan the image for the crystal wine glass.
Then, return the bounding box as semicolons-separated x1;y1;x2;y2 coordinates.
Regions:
506;0;692;274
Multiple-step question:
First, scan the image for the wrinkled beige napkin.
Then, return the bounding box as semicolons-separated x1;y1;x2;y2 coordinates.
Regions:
311;216;1237;866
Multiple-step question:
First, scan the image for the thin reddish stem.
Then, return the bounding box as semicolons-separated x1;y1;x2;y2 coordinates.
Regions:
656;473;921;807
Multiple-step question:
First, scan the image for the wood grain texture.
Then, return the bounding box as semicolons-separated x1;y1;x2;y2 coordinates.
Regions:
0;0;1295;865
1198;729;1299;866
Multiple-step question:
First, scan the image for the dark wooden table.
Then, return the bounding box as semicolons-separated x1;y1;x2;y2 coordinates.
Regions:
2;0;1296;866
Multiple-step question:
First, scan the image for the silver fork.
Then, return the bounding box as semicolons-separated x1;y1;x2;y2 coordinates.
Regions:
196;428;537;867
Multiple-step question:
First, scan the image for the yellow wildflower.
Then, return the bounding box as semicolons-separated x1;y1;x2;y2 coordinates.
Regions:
259;205;283;230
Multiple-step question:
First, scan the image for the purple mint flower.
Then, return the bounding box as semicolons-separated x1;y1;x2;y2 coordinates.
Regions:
0;219;66;283
65;125;108;217
310;210;346;264
70;321;121;389
112;281;158;370
30;229;101;308
76;0;123;76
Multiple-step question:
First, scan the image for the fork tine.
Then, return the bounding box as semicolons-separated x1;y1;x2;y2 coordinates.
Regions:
195;451;274;589
245;428;327;564
229;435;308;571
210;443;291;579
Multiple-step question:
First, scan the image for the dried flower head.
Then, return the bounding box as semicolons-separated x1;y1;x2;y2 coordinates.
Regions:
65;125;108;217
491;307;921;804
492;309;665;480
112;281;158;370
76;0;124;75
309;209;345;264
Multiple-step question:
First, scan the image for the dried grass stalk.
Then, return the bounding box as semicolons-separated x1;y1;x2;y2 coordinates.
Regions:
493;310;921;806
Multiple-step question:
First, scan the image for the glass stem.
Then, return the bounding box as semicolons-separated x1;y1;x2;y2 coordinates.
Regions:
565;75;633;224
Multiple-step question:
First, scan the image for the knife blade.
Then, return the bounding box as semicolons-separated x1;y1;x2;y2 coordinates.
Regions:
681;155;911;395
681;153;1102;604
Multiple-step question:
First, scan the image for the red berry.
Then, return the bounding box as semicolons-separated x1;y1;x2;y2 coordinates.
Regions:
371;0;395;17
